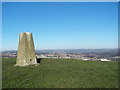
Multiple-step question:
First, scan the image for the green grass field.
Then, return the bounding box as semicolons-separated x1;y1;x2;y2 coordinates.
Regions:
2;58;118;88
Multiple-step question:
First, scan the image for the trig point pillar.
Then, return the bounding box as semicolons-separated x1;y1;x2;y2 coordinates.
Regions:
15;32;38;66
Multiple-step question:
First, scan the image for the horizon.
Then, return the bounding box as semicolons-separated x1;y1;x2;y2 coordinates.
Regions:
2;2;118;50
1;48;118;52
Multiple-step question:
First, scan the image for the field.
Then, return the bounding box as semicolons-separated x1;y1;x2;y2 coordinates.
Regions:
2;58;118;88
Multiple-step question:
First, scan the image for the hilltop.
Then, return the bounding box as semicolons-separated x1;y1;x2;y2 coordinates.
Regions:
2;58;118;88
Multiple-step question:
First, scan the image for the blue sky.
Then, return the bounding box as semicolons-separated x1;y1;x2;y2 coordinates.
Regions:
2;2;118;50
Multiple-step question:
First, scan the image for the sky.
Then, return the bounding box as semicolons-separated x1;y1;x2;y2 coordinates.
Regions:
2;2;118;50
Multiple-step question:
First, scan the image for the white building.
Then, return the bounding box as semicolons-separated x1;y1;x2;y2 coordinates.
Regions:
100;59;110;61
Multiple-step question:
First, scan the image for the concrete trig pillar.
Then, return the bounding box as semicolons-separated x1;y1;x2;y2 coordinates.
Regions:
15;32;38;66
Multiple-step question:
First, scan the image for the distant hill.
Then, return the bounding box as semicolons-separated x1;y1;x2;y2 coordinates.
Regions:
36;49;118;53
2;49;118;57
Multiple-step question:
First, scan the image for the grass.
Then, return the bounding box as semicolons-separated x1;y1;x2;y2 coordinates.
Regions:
2;58;118;88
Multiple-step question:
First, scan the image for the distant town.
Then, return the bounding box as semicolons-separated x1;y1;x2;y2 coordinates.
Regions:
1;49;119;62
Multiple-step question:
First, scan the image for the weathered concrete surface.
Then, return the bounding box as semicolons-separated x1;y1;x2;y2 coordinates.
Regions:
15;32;38;66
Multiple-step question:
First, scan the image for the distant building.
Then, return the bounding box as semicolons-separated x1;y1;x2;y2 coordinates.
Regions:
100;58;110;61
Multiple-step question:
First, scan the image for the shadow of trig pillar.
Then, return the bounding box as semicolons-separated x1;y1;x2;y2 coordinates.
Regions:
15;32;38;66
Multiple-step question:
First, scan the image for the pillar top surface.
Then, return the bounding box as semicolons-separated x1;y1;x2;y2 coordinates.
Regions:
20;32;32;34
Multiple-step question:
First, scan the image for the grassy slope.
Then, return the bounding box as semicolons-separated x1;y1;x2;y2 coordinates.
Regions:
2;58;118;88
